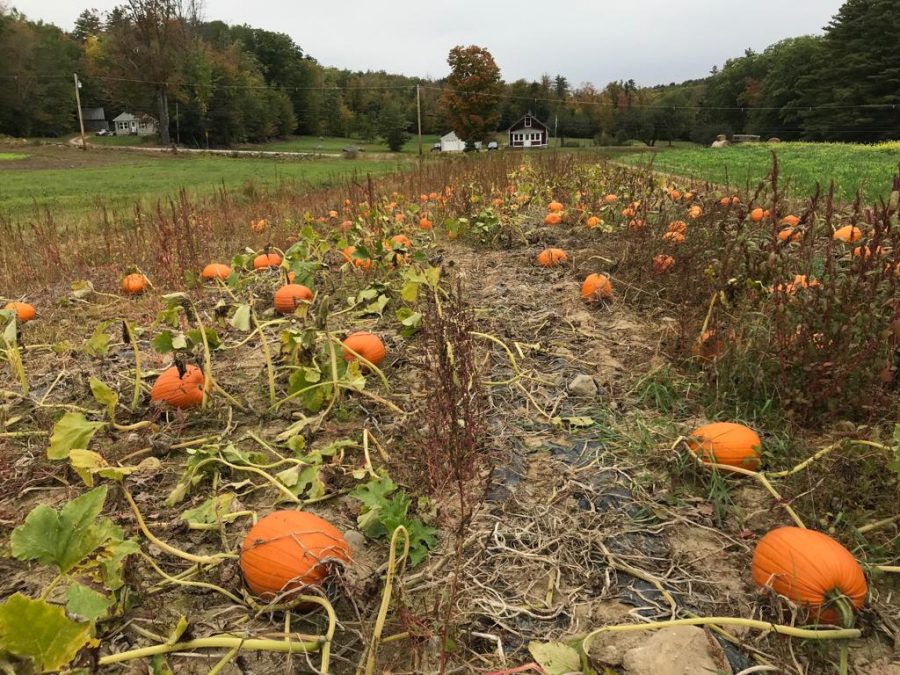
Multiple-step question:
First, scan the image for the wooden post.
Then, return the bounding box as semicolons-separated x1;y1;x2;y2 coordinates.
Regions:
416;84;423;157
73;74;87;151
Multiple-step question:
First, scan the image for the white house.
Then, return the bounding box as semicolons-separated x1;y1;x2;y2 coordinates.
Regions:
440;131;465;153
113;112;158;137
508;112;549;149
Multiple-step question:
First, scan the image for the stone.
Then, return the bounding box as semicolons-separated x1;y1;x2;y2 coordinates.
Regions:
568;373;598;398
621;626;732;675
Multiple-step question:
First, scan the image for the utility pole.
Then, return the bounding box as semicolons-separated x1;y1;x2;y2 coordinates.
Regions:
175;100;180;146
74;74;87;151
416;84;423;157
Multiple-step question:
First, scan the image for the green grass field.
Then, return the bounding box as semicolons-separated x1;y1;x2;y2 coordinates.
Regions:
88;134;158;147
247;134;442;155
0;150;408;218
0;152;27;160
624;141;900;202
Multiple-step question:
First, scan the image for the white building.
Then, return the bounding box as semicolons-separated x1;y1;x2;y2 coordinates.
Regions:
440;131;466;153
113;112;158;136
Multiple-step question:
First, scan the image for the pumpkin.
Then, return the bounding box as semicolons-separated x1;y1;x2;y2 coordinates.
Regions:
274;284;313;314
342;332;386;366
586;216;602;228
669;189;681;201
662;231;685;244
627;219;646;231
548;201;564;213
751;527;867;624
250;218;267;234
621;207;636;218
668;220;687;234
389;234;412;249
851;245;882;259
832;225;862;242
328;210;338;218
202;263;231;281
340;220;354;232
253;252;282;269
240;510;351;599
777;227;802;243
776;274;820;295
683;191;694;201
3;301;36;322
151;364;205;409
720;196;739;207
692;329;724;361
687;422;762;469
537;248;569;268
419;217;433;230
780;214;800;227
581;273;612;301
342;246;373;270
122;273;149;295
604;194;618;205
688;205;702;219
544;212;562;225
652;254;675;274
750;207;768;223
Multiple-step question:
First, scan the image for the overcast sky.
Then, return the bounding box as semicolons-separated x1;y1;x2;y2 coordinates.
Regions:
15;0;845;86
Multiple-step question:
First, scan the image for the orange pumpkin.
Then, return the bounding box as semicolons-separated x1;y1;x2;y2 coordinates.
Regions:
544;212;562;226
683;192;694;202
389;234;412;249
776;274;821;295
669;189;682;201
720;196;740;207
751;527;867;624
581;273;612;301
832;225;862;242
851;245;882;259
419;217;433;230
240;510;351;599
586;216;602;228
604;194;618;205
688;205;702;219
150;364;205;409
777;227;802;243
667;220;687;234
202;263;232;281
628;219;646;231
652;254;675;274
662;231;685;244
536;248;569;268
780;214;800;227
750;207;769;223
253;252;282;269
687;422;762;470
342;332;386;366
121;273;149;295
274;284;313;314
3;301;36;322
340;220;354;232
692;329;724;361
342;246;373;270
621;207;636;219
548;201;564;213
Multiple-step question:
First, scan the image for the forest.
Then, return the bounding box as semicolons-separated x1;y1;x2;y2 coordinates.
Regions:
0;0;897;146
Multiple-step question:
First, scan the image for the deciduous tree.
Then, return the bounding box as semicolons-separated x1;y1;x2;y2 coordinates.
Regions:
441;45;503;147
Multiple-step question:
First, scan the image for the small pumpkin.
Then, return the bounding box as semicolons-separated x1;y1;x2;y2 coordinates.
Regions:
419;217;433;230
121;273;149;295
662;231;685;244
751;527;867;624
720;196;739;207
342;331;386;367
3;301;36;322
832;225;862;242
621;207;636;218
151;364;205;409
253;252;282;269
669;189;681;201
687;421;761;469
627;219;646;231
581;273;612;301
780;214;800;227
652;254;674;274
750;207;769;223
851;245;882;259
688;205;702;219
777;227;802;243
274;284;313;314
776;274;820;295
548;201;564;213
389;234;412;249
202;263;232;281
667;220;687;234
544;212;562;226
342;246;373;270
537;248;569;268
692;329;724;361
340;220;354;232
604;194;618;205
586;215;602;228
240;510;351;599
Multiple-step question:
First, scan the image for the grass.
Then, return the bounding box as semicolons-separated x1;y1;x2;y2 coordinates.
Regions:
0;151;409;218
0;152;27;161
247;134;442;155
623;141;900;202
88;134;158;147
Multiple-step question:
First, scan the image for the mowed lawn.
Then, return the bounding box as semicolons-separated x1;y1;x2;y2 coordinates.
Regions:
623;142;900;202
248;134;442;154
0;149;409;218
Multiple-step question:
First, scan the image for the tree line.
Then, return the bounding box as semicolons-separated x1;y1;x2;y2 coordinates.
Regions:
0;0;895;147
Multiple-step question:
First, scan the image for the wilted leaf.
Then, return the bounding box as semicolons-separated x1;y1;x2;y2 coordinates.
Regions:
528;641;582;675
89;377;118;421
396;308;422;338
551;416;594;428
65;583;114;621
0;594;92;672
47;413;105;460
230;304;251;332
166;616;189;645
70;280;94;300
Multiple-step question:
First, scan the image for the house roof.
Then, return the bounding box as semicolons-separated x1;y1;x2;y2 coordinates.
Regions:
112;112;157;124
441;131;461;141
81;107;106;121
508;112;549;132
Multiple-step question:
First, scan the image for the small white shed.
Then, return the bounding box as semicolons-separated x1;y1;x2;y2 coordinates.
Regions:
113;112;158;136
440;131;465;153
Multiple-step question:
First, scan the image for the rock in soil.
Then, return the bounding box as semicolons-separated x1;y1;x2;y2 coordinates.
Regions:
568;373;598;397
619;626;733;675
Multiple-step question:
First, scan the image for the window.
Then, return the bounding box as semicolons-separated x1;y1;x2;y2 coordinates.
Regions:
524;117;532;128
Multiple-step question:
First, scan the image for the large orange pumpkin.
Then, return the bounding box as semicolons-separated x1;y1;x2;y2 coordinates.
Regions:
253;252;282;269
544;212;562;226
536;248;568;268
342;332;386;366
581;273;612;301
3;301;36;323
240;510;351;599
687;422;762;470
274;284;313;314
752;527;867;624
150;364;205;409
202;263;232;281
833;225;862;242
121;273;149;295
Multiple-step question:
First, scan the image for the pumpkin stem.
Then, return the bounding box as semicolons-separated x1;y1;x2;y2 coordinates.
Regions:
827;593;855;629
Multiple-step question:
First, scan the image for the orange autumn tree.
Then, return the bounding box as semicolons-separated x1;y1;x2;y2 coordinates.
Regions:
441;45;503;150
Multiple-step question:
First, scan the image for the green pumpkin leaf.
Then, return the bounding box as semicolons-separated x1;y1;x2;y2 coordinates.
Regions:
0;594;92;673
47;413;105;460
527;641;582;675
82;323;110;358
151;330;176;354
89;377;118;422
70;280;95;300
166;616;189;645
10;486;111;573
65;583;114;622
181;493;239;528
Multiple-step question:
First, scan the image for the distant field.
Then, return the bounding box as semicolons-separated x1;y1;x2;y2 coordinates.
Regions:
0;146;409;218
248;134;442;155
88;134;157;147
623;141;900;202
